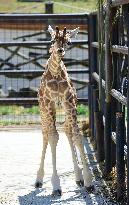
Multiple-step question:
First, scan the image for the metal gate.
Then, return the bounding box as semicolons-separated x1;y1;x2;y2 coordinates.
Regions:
0;13;89;125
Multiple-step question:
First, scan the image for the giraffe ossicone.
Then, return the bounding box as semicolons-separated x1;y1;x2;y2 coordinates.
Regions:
35;26;94;196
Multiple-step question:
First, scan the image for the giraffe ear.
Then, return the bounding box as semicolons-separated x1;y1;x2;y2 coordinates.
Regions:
48;25;54;36
69;27;79;38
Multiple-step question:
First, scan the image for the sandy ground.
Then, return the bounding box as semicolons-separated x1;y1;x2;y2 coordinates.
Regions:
0;129;117;205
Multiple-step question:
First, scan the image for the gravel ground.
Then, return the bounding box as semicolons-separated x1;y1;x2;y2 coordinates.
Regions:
0;129;118;205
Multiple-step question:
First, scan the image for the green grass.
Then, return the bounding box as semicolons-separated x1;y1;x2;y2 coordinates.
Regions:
0;120;40;126
25;106;40;114
0;0;96;13
0;105;40;115
0;104;88;115
0;104;88;125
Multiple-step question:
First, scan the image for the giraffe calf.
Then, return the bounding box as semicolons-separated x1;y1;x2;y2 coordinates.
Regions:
35;25;94;196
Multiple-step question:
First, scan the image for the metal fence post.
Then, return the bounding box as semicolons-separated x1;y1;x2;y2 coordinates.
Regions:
104;0;112;176
127;12;129;205
88;13;97;140
93;89;105;162
116;112;125;201
127;68;129;205
45;1;53;14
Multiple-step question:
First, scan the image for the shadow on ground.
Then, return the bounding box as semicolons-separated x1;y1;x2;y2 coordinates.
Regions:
18;186;102;205
18;136;118;205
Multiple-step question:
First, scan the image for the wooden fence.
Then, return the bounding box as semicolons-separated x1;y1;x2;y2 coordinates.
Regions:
88;0;129;203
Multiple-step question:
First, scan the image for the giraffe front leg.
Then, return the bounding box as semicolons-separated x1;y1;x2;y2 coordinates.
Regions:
48;128;62;196
35;134;48;188
68;136;84;187
64;123;84;186
73;133;94;192
64;100;94;192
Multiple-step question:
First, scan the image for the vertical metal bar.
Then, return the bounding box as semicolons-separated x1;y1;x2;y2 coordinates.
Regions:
88;13;97;140
116;112;125;201
93;89;105;162
111;7;118;168
98;0;104;111
117;12;123;112
127;69;129;205
97;1;105;163
88;14;92;138
122;5;129;204
127;11;129;205
104;0;112;175
45;2;54;14
91;85;96;141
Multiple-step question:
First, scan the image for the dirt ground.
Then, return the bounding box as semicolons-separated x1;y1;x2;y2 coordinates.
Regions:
0;128;118;205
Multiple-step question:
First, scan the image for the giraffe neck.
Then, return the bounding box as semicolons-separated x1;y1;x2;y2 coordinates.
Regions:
47;51;63;76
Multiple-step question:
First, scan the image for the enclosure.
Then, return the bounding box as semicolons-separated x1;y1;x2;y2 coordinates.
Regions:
88;0;129;204
1;0;129;204
0;13;89;125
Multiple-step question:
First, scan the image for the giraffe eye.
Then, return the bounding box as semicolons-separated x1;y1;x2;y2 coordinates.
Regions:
51;39;55;44
67;41;72;45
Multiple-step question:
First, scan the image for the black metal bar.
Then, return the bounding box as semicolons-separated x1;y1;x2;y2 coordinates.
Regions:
103;101;112;176
110;8;118;168
0;68;89;75
127;75;129;204
0;97;88;105
93;89;105;162
116;112;125;201
0;13;89;19
0;98;39;105
0;40;88;47
45;1;54;14
111;8;119;135
98;1;104;111
112;132;127;157
111;97;117;167
88;13;97;140
127;9;129;204
0;46;20;69
104;0;112;176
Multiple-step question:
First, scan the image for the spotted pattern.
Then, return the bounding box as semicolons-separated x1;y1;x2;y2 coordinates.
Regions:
36;27;93;191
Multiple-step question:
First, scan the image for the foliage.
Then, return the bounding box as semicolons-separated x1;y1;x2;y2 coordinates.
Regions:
0;105;39;115
0;0;96;13
25;106;40;114
0;104;89;125
0;104;88;115
77;104;88;116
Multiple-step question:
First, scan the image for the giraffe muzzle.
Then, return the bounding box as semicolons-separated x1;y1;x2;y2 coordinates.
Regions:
58;48;64;53
57;48;65;57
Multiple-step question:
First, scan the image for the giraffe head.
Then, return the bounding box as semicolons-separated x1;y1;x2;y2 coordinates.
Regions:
48;25;79;58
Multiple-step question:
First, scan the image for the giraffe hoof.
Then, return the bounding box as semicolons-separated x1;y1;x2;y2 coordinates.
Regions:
52;189;62;197
76;180;84;187
35;181;43;188
85;185;95;193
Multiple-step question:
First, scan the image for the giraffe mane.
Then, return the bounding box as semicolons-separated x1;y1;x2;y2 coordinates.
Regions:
55;26;59;39
63;27;66;37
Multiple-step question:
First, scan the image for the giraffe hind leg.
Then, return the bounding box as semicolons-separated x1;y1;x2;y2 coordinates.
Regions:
73;134;94;192
48;127;62;196
35;134;48;188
